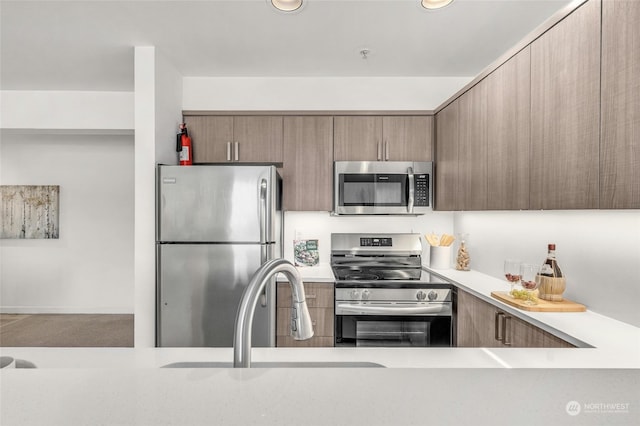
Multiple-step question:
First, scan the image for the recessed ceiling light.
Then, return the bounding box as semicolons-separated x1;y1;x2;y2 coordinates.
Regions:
271;0;303;12
422;0;454;10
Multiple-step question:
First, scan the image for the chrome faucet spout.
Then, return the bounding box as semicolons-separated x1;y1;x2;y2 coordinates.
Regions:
233;258;314;368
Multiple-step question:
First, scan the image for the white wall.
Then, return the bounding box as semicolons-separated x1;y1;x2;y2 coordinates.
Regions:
283;211;454;268
0;91;133;131
154;51;184;166
454;210;640;327
0;133;134;313
183;77;472;111
134;46;184;347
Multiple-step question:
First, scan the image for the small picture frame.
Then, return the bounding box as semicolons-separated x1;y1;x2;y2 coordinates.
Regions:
293;239;319;267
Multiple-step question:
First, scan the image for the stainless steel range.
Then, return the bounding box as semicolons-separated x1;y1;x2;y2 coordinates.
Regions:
331;233;453;347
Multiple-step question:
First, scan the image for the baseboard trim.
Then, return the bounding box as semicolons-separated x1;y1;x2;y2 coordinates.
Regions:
0;306;134;314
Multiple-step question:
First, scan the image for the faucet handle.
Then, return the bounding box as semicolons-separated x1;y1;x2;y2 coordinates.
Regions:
291;301;314;341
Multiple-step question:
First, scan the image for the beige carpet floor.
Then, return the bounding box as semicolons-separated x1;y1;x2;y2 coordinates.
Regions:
0;314;134;347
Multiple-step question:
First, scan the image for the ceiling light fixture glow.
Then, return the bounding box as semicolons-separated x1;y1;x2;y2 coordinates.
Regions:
271;0;303;12
421;0;454;10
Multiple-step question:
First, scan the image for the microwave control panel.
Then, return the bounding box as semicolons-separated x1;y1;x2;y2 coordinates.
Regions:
414;174;430;206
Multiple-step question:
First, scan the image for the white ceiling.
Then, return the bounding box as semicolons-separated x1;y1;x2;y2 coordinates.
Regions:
0;0;572;91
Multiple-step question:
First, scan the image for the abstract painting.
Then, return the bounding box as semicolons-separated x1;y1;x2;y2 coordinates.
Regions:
0;185;60;239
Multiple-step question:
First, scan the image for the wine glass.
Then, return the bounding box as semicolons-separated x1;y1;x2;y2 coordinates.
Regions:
503;259;521;295
520;263;541;305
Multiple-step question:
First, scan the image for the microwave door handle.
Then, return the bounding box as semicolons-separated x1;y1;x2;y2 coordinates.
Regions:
407;166;414;213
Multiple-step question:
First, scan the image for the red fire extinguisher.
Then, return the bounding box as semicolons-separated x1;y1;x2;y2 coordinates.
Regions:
176;123;193;165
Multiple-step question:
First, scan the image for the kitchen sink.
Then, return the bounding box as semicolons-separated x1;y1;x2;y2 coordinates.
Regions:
162;361;385;368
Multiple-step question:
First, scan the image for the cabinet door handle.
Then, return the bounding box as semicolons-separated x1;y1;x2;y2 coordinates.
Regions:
377;141;382;161
306;293;317;299
495;312;504;342
385;141;389;161
234;142;239;161
226;142;231;161
503;315;512;346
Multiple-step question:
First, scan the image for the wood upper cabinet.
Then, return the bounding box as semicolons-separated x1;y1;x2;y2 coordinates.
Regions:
435;100;459;211
456;289;573;348
276;282;334;347
458;80;488;210
530;0;601;209
485;46;531;210
334;116;382;161
382;116;434;161
600;0;640;209
184;115;283;163
183;116;233;164
334;116;433;161
282;116;334;211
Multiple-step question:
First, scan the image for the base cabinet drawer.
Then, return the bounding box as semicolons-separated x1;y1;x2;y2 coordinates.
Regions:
276;336;335;348
276;282;334;347
276;307;334;337
277;282;334;308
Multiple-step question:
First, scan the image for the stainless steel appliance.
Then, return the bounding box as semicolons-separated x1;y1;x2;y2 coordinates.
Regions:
156;164;281;347
332;233;453;347
333;161;432;215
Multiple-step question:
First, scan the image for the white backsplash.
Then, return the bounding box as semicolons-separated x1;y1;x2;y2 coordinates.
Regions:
453;210;640;327
283;211;455;267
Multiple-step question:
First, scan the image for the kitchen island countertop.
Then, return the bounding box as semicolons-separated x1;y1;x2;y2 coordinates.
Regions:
2;266;639;425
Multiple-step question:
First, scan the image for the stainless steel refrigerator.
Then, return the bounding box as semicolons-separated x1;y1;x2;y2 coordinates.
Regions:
156;164;281;347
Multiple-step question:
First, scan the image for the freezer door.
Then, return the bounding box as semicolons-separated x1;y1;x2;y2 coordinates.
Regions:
157;244;275;347
157;165;279;243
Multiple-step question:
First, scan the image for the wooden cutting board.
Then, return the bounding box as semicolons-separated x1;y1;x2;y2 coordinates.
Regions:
491;291;586;312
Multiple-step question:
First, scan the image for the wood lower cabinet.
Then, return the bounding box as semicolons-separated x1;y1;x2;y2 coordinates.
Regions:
184;115;283;163
276;282;334;347
456;288;574;348
282;116;334;211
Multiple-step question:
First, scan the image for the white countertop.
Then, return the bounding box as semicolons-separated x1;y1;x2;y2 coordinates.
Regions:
2;266;639;425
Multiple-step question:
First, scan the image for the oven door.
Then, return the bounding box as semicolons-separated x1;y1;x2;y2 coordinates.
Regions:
335;314;452;347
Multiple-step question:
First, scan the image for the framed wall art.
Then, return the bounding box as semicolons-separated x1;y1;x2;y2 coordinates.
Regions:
0;185;60;239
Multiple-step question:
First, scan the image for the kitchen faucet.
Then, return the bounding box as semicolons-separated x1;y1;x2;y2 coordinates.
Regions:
233;258;314;368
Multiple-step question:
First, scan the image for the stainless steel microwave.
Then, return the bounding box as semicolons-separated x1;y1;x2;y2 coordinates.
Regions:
333;161;433;215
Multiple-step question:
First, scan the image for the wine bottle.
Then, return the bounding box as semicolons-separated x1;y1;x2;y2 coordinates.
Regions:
540;243;563;278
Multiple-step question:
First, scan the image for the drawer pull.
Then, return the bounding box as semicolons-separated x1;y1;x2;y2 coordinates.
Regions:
495;312;504;342
503;315;512;346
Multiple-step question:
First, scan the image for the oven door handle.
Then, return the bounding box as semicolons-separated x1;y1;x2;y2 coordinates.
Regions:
336;303;449;315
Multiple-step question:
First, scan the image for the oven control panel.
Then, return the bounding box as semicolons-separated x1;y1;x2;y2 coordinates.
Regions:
336;287;452;302
360;237;392;247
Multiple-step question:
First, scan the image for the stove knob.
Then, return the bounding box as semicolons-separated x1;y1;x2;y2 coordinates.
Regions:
416;291;427;301
361;289;371;300
428;290;438;301
350;290;361;300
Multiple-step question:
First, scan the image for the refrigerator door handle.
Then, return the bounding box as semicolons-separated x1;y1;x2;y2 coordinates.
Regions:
259;178;268;244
